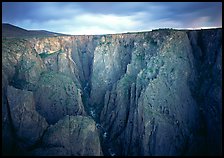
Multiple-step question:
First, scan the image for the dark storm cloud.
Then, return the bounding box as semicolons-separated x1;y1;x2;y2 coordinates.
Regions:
2;2;82;22
148;2;222;26
2;2;222;35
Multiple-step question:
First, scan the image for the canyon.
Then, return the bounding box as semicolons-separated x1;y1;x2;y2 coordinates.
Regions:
2;25;222;156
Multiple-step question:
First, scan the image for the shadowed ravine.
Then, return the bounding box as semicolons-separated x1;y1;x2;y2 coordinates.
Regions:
2;28;222;156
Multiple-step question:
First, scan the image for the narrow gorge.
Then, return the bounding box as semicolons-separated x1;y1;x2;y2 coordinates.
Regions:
2;28;222;156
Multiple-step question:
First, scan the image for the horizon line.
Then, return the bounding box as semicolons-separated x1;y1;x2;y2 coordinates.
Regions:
2;22;222;36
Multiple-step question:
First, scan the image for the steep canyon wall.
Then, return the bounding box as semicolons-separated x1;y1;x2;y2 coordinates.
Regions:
2;29;222;156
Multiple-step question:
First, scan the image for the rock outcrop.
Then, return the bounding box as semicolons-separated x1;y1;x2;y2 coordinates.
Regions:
6;86;48;149
34;71;85;124
32;115;103;156
2;28;222;156
186;29;222;155
100;30;199;156
12;48;46;90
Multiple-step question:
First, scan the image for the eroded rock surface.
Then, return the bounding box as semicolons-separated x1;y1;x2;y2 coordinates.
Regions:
100;30;199;156
6;86;48;148
32;115;103;156
34;71;85;125
2;28;222;156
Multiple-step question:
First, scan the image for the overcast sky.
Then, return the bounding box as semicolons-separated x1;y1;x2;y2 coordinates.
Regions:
2;2;222;35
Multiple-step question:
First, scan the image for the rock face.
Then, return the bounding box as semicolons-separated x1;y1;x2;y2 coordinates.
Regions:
32;115;103;156
2;28;222;156
100;30;199;156
90;35;132;118
12;48;46;90
34;71;85;124
6;86;48;149
187;29;222;155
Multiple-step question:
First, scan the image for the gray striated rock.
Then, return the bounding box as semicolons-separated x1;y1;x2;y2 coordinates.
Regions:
90;35;133;118
2;28;222;156
2;39;41;155
6;85;49;148
2;89;14;155
40;49;82;89
40;50;59;72
12;49;46;90
31;35;98;88
186;29;222;155
2;38;30;88
34;71;85;124
100;30;200;156
32;115;103;156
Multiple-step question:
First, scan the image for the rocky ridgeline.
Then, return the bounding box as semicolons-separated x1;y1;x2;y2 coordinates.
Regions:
2;28;222;156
